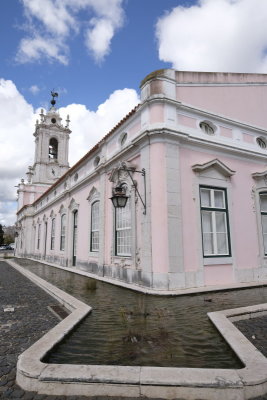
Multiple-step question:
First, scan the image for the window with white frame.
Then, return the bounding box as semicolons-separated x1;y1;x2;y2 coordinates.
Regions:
200;186;231;257
37;224;41;250
260;193;267;255
115;199;131;256
51;218;55;250
60;214;66;251
90;201;100;252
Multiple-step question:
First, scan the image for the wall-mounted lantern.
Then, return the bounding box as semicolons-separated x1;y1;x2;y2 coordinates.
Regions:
110;163;147;214
110;184;129;208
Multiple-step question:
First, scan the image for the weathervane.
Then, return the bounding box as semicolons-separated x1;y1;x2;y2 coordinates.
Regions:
50;90;58;107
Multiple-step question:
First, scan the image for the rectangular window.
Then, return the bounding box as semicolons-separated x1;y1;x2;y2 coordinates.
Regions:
60;214;66;251
115;200;131;256
200;186;231;257
90;201;99;252
37;224;41;250
51;218;55;250
260;193;267;255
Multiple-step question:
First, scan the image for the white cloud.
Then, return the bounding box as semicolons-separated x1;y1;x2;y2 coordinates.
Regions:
0;78;139;225
0;79;36;225
59;88;139;164
156;0;267;73
17;0;125;64
29;85;40;95
22;0;77;36
85;18;115;62
82;0;125;61
16;36;69;65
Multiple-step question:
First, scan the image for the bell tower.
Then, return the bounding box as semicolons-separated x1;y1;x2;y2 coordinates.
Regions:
29;92;71;185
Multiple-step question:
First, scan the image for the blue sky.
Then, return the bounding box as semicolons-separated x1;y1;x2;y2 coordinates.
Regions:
1;0;189;110
1;0;267;226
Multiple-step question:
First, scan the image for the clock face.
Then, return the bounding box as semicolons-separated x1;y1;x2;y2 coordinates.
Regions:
49;166;58;178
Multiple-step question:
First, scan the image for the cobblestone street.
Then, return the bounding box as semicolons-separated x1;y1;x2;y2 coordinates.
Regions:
0;259;267;400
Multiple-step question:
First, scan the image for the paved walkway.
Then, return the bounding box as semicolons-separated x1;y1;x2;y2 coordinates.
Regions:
0;259;267;400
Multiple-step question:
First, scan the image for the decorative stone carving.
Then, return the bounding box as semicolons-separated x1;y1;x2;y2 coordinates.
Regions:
68;198;79;211
59;204;66;215
87;186;100;203
192;159;235;178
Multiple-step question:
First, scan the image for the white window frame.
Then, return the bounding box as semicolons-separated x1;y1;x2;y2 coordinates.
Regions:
260;192;267;255
115;198;132;257
90;201;100;252
200;186;231;258
51;217;55;250
60;214;66;251
37;224;41;250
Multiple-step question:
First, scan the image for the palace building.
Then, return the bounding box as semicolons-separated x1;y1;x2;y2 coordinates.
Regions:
15;69;267;291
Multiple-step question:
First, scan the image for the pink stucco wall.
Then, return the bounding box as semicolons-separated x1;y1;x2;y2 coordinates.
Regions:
105;179;113;265
179;147;260;284
243;133;254;144
176;85;267;129
204;265;234;286
74;186;90;262
150;142;169;273
178;114;197;129
150;104;164;124
220;127;232;138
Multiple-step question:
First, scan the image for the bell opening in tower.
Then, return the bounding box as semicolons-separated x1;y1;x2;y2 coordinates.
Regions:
49;138;58;159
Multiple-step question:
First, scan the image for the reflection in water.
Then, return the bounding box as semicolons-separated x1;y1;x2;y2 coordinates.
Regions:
17;259;267;368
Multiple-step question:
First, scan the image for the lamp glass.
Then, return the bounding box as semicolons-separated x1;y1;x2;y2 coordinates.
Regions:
110;194;128;208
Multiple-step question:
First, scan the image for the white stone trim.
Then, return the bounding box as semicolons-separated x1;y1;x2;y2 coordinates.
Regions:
251;185;267;263
204;257;233;265
192;159;236;177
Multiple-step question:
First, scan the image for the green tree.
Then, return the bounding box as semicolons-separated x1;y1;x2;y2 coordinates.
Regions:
0;225;4;245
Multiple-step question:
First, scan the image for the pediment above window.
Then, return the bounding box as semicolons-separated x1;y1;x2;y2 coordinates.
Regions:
252;171;267;180
192;159;235;179
59;204;66;215
68;198;79;211
252;170;267;186
87;186;100;202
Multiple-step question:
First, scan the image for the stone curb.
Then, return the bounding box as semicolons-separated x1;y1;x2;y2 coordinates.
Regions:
7;260;267;399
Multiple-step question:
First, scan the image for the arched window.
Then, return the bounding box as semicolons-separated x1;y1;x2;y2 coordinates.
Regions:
90;201;100;252
49;138;58;159
37;224;41;250
51;218;55;250
60;214;66;251
73;210;78;266
115;197;132;256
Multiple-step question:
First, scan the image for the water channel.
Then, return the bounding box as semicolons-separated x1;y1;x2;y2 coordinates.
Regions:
16;259;267;369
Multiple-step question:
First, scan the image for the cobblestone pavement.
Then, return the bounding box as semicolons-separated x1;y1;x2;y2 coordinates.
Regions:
235;315;267;358
1;259;267;400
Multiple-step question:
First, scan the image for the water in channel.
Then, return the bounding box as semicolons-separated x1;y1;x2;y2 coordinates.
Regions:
16;259;267;369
